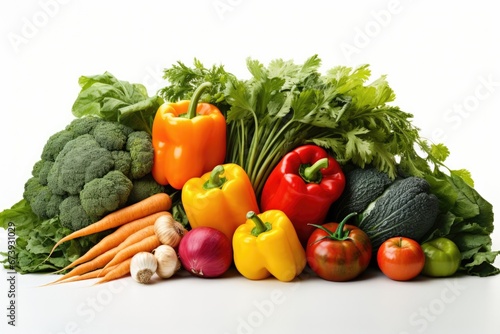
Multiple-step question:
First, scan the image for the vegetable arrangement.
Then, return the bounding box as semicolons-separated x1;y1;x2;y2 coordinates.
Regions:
1;55;498;286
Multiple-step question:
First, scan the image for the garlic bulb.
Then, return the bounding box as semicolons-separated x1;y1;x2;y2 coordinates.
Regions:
153;245;181;279
130;252;158;284
154;214;187;247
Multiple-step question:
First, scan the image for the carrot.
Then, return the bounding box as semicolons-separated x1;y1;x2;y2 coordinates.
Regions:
102;234;161;272
54;211;170;273
53;265;118;285
46;225;157;285
109;225;156;254
94;258;133;285
47;193;171;259
43;246;121;286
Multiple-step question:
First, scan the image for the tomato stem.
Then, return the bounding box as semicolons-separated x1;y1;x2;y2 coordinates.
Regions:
308;212;357;241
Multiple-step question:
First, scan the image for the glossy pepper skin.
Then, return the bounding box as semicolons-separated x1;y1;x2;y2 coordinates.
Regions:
182;164;260;241
233;210;307;282
421;237;461;277
260;144;346;246
152;82;226;189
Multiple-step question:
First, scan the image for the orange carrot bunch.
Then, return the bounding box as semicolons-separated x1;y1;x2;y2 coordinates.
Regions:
43;193;186;285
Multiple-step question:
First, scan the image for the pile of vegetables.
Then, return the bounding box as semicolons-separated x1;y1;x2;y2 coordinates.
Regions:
1;55;498;282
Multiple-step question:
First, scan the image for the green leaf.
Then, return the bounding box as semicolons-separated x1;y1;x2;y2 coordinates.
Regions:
325;64;371;95
425;173;459;212
72;72;162;134
350;75;395;110
463;251;500;276
451;169;474;187
343;127;373;166
267;55;321;90
118;95;164;134
0;199;36;230
430;143;450;162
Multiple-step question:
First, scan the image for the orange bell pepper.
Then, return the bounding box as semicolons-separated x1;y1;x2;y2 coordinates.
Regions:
151;82;226;189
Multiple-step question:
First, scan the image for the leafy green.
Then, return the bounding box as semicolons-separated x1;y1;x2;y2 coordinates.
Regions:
72;71;164;134
1;200;102;274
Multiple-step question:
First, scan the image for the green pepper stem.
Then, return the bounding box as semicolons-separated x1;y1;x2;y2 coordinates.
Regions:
187;82;212;119
308;212;357;241
203;165;226;190
247;211;271;237
300;157;329;183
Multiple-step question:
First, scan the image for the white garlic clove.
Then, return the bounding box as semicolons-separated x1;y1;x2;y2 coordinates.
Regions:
130;252;158;284
154;214;187;248
153;245;181;279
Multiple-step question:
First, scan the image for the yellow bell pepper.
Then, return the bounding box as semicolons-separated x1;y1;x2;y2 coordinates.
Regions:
182;163;260;241
233;210;307;282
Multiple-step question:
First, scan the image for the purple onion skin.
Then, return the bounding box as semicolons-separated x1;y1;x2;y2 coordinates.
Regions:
178;227;233;278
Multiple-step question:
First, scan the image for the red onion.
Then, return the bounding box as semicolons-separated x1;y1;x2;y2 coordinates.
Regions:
178;227;232;278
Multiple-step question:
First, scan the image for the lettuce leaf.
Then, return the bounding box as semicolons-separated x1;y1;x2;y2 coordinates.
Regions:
71;71;163;135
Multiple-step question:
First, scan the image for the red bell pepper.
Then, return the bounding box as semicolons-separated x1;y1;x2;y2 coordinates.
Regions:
260;144;346;246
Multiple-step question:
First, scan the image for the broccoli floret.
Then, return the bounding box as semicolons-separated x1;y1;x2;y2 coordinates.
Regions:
23;177;44;203
111;151;132;177
127;174;166;204
31;160;45;178
93;121;131;151
47;134;115;195
65;117;101;136
38;161;54;186
28;160;54;186
59;195;93;231
41;129;77;162
126;131;154;179
29;186;63;219
80;171;133;221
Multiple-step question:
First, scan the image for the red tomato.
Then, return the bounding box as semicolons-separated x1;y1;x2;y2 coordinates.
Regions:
377;237;425;281
306;213;372;282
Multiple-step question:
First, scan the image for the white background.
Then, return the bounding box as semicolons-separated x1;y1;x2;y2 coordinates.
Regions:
1;1;499;333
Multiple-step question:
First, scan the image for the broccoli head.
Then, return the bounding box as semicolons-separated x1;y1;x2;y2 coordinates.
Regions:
47;134;115;196
127;174;166;204
59;195;92;231
23;116;164;231
80;171;133;221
